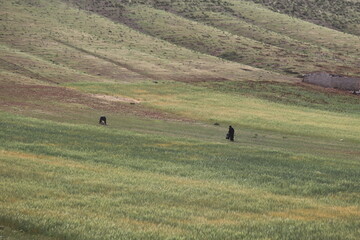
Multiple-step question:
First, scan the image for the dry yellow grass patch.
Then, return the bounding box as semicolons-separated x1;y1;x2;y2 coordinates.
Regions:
146;141;213;148
190;216;239;226
1;150;42;160
117;217;186;234
90;94;140;104
0;150;100;172
269;206;360;221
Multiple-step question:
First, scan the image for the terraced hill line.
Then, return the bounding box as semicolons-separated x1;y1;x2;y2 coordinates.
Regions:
61;0;360;76
0;58;59;84
246;0;360;36
52;39;159;80
1;0;285;84
119;4;360;76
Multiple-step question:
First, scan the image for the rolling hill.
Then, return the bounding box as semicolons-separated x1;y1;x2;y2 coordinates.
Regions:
0;0;359;239
247;0;360;36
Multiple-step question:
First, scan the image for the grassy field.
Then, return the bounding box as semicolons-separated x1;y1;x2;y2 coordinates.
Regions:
1;78;360;239
1;0;360;239
1;112;360;240
67;81;360;142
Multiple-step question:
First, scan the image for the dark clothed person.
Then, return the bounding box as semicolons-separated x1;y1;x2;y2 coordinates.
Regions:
228;126;235;141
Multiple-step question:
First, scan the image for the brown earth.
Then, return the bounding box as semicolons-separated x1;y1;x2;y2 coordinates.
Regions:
0;84;192;122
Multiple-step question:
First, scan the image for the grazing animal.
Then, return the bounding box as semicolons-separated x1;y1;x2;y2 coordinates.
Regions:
99;116;107;125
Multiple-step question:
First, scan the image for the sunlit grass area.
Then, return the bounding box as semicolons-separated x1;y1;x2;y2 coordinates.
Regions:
1;113;359;239
67;81;360;142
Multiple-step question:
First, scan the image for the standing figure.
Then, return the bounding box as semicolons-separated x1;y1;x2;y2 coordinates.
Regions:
99;116;107;125
228;125;235;141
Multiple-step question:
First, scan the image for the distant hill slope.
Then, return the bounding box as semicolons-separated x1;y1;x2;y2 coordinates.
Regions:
1;0;282;87
1;0;359;86
246;0;360;36
61;0;360;77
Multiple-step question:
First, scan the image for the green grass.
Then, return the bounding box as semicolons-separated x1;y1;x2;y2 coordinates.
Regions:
1;112;359;239
66;81;360;142
198;80;360;113
1;0;360;239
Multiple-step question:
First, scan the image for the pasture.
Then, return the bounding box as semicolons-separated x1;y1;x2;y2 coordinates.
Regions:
1;82;360;239
1;0;360;239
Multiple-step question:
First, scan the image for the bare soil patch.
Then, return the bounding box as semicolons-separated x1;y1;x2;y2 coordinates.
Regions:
91;94;141;104
172;75;230;83
0;84;192;122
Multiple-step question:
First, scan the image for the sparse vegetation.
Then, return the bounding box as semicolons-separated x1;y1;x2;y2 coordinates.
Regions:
59;0;360;76
246;0;360;36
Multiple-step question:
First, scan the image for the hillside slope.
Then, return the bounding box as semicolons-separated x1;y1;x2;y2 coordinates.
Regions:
1;0;281;85
0;0;285;119
247;0;360;36
62;0;360;76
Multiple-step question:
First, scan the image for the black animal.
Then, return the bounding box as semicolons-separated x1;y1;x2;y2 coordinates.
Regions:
99;116;107;125
227;126;235;141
